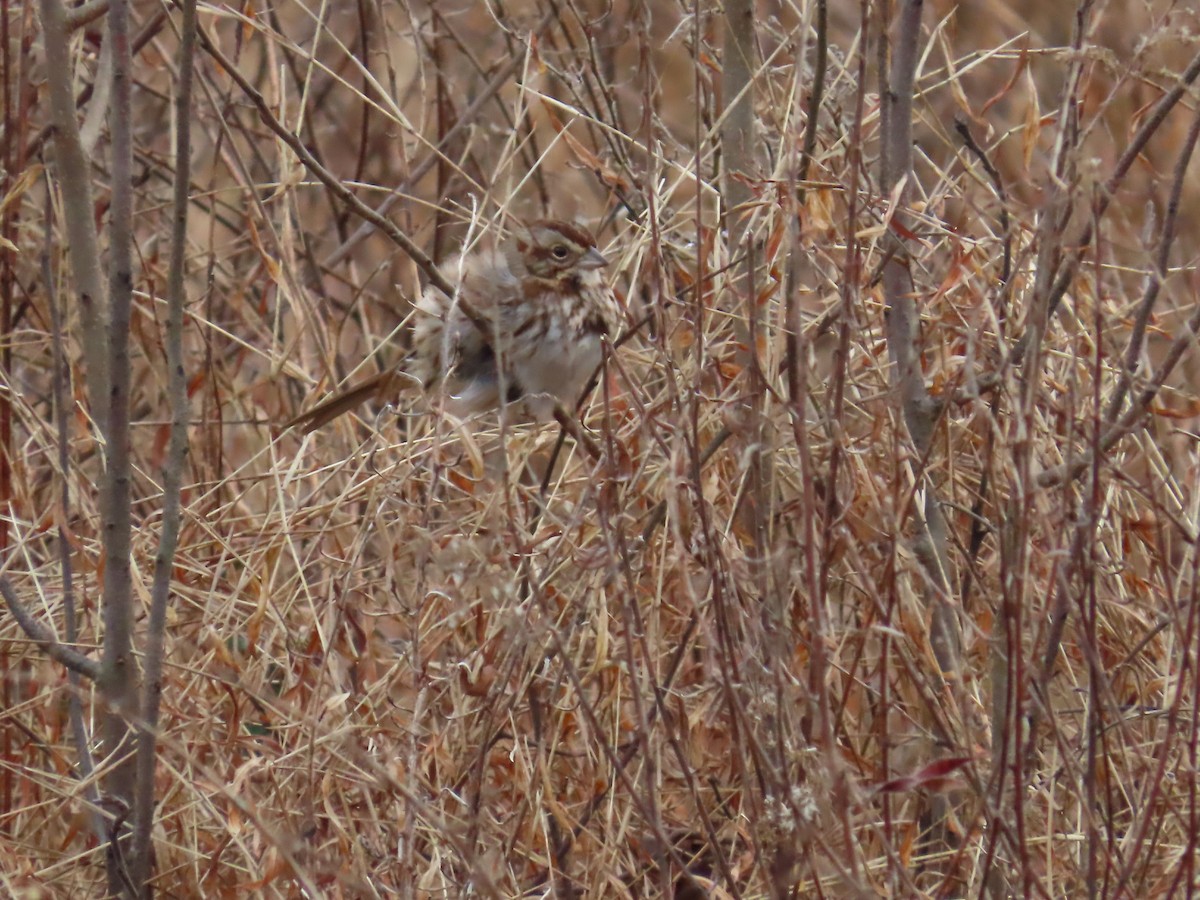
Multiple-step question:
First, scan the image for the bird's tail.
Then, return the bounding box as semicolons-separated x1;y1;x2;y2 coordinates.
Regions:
287;368;414;433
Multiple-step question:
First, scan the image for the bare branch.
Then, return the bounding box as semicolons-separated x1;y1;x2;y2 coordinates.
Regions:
320;10;556;271
0;578;100;681
1025;45;1200;352
193;21;513;352
194;23;453;299
720;0;756;220
880;0;933;448
42;172;104;843
1105;104;1200;419
26;10;169;162
795;0;828;205
877;0;960;675
34;0;110;424
1036;293;1200;493
65;0;108;31
131;0;198;889
98;1;139;892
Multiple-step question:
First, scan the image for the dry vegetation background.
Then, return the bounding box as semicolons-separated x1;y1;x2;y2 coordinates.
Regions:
2;0;1200;896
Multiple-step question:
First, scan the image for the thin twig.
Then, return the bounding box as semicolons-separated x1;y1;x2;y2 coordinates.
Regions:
551;404;602;461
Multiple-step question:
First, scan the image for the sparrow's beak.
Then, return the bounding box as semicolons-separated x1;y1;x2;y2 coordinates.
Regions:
578;247;609;270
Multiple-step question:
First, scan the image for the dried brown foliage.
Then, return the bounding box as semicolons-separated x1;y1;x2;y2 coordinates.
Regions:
2;0;1200;896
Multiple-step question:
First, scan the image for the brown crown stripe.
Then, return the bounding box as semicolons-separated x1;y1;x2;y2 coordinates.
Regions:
528;220;597;248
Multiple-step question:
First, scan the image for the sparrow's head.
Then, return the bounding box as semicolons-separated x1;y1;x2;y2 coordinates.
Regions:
507;220;608;283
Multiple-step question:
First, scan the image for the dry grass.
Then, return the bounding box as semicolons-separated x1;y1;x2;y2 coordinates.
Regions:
2;0;1200;896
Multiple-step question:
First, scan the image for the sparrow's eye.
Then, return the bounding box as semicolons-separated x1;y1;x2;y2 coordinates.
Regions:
551;245;569;259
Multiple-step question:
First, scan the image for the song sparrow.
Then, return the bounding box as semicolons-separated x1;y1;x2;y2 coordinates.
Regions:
289;220;621;433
